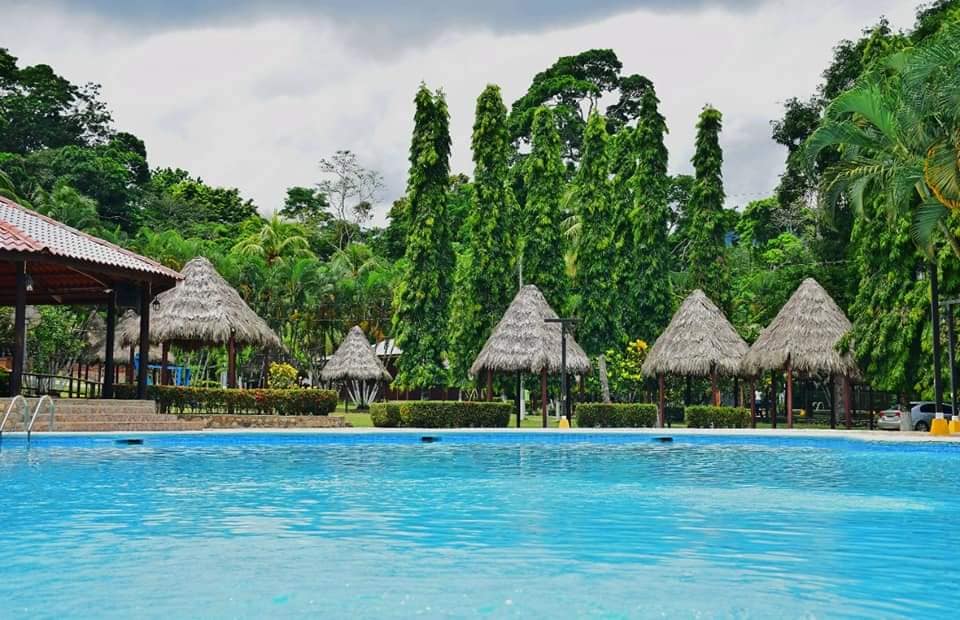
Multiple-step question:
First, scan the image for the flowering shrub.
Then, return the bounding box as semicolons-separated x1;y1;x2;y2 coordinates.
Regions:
267;362;299;389
142;385;337;416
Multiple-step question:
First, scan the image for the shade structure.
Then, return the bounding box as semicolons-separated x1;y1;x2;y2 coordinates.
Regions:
642;289;748;379
741;278;858;378
85;310;171;364
470;285;591;377
321;326;392;382
118;256;280;350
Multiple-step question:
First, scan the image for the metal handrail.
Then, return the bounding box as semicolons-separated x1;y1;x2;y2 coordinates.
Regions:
26;395;55;441
1;395;29;438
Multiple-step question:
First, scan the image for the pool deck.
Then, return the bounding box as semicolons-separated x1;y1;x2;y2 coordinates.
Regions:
5;427;960;443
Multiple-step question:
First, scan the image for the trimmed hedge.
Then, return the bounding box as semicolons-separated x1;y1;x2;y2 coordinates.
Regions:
685;405;751;428
113;385;337;416
373;401;512;428
370;403;401;427
577;403;658;428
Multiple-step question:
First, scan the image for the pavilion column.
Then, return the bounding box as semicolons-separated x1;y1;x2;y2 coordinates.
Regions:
485;369;493;402
658;373;666;429
786;358;793;429
10;261;26;397
128;345;135;385
514;371;521;428
103;289;117;398
227;331;237;389
843;375;852;429
160;342;170;386
770;372;777;428
710;368;720;406
137;283;151;399
540;368;548;428
749;379;757;428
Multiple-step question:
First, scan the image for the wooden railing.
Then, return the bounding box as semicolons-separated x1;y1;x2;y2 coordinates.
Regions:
21;372;102;399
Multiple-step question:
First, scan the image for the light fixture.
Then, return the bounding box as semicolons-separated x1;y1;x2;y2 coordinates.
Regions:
24;274;34;292
152;297;160;310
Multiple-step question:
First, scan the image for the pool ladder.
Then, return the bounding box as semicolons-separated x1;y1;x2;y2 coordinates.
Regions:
0;395;55;441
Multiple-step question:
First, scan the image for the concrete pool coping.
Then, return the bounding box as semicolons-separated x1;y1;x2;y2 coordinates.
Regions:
4;426;960;443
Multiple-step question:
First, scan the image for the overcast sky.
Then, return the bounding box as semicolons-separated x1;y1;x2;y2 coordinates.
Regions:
4;0;918;224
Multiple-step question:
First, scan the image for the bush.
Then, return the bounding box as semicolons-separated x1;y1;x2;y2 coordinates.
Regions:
396;401;511;428
150;386;337;416
370;402;401;427
685;405;751;428
268;362;298;389
577;403;658;427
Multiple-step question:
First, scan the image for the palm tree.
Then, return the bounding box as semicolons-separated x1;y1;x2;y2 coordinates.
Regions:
806;23;960;256
231;214;314;266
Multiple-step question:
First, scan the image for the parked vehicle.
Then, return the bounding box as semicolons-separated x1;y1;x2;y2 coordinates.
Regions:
876;402;953;431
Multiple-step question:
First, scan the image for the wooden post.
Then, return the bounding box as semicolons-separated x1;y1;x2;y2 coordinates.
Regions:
128;345;136;385
786;358;793;429
137;284;151;399
486;368;493;402
749;379;757;428
515;371;521;428
844;376;852;429
770;372;777;428
227;332;237;389
10;262;26;397
734;377;740;407
658;373;666;428
829;375;837;429
711;369;720;406
161;342;170;386
540;368;548;428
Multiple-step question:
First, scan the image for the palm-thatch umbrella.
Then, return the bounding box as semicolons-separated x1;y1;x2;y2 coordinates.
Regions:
741;277;858;429
119;256;280;388
642;289;749;426
321;325;391;410
470;284;591;427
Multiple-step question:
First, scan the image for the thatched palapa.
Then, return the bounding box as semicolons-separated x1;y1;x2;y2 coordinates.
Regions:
641;289;748;379
321;326;392;382
86;310;170;363
470;284;591;376
741;278;857;378
119;256;280;349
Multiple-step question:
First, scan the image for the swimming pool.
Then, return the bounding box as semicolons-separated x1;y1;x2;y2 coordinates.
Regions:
1;432;957;618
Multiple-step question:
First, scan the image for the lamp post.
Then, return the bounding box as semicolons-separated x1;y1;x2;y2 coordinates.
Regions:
545;317;578;425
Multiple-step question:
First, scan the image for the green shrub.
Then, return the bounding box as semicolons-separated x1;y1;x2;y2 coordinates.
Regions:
577;403;658;427
267;362;298;389
370;402;402;427
397;401;511;428
685;405;751;428
149;386;337;416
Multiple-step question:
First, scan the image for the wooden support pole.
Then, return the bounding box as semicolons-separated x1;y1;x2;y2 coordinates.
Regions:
844;376;852;429
10;262;26;397
161;341;170;386
711;369;720;406
658;373;666;428
486;368;493;402
786;358;793;429
137;284;151;399
227;333;237;389
515;371;521;428
829;375;837;429
749;379;757;428
770;372;777;428
540;368;548;428
128;346;135;384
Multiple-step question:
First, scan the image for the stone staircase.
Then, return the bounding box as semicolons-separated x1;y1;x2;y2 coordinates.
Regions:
0;398;205;432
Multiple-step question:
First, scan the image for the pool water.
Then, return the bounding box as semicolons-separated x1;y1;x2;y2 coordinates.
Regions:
1;432;958;618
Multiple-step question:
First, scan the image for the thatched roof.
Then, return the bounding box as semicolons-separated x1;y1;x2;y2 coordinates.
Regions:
320;325;392;382
470;284;592;376
741;278;858;377
84;310;172;363
641;289;748;378
118;256;280;349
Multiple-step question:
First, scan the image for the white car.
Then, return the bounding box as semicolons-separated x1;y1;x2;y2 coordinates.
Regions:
876;401;953;431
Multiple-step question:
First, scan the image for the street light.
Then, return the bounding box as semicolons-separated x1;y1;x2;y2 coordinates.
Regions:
545;317;578;425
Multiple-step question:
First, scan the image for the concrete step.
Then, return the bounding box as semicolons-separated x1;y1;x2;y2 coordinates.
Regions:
6;420;205;432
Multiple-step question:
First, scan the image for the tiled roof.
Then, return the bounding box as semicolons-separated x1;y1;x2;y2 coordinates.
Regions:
0;197;181;280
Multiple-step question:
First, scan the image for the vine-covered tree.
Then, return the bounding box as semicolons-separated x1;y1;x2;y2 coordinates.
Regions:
392;85;454;389
624;84;672;341
521;106;568;310
447;85;518;385
573;112;624;355
686;105;730;311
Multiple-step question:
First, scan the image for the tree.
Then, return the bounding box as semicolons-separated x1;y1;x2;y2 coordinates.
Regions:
315;150;384;250
447;85;518;385
280;186;330;226
32;182;100;231
231;214;313;267
520;106;568;310
392;85;454;389
687;106;731;311
624;85;672;342
0;48;113;153
572;112;624;355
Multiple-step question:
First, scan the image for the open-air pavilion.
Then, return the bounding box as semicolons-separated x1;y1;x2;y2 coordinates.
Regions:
0;197;181;398
85;310;174;386
741;277;859;429
470;284;591;427
321;325;392;411
119;256;280;388
642;289;749;427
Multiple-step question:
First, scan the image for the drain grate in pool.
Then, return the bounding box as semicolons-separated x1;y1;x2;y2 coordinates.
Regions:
653;437;673;443
420;436;441;443
115;438;144;445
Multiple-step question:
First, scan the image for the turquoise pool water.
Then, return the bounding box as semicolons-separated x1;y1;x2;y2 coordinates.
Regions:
0;432;957;618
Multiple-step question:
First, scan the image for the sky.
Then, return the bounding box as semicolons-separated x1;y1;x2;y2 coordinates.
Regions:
3;0;919;224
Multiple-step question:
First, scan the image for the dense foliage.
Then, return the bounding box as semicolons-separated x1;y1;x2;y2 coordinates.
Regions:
684;406;752;428
576;403;657;428
396;401;512;428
